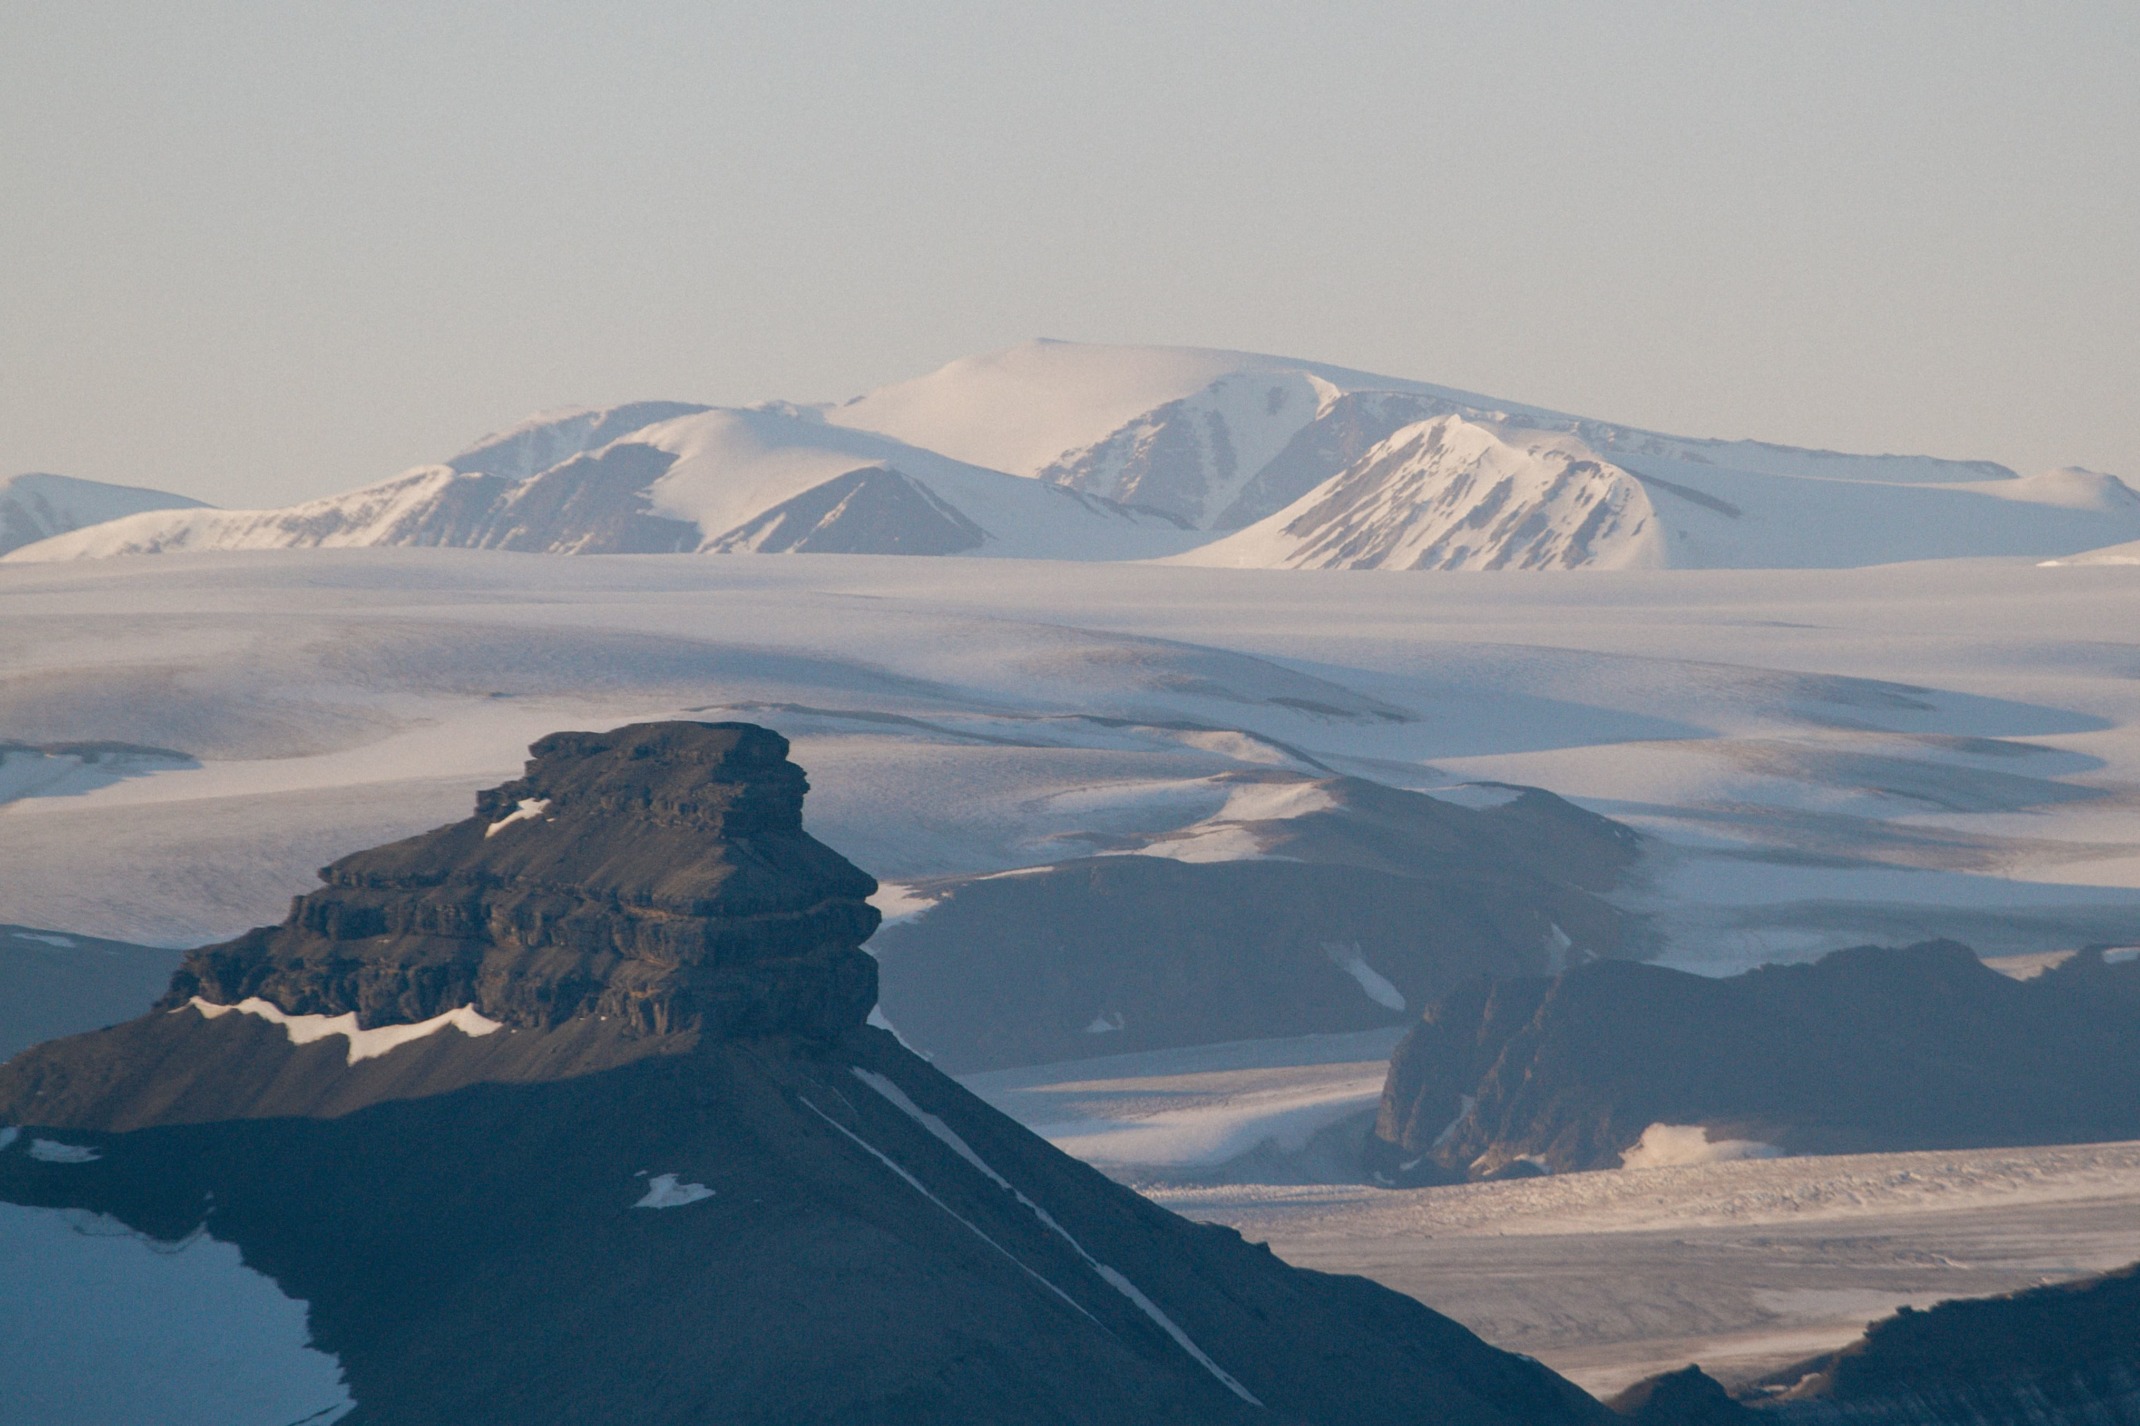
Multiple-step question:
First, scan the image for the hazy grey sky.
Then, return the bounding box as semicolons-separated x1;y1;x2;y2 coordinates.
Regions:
4;1;2135;507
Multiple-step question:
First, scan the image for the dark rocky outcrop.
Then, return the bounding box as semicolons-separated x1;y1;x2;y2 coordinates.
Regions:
1367;940;2140;1183
1743;1261;2140;1422
0;721;1615;1425
167;720;881;1040
1607;1365;1756;1424
875;776;1646;1072
1612;1264;2140;1423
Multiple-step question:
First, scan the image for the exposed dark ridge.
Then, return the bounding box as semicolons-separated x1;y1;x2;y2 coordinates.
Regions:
1367;940;2140;1182
156;720;880;1039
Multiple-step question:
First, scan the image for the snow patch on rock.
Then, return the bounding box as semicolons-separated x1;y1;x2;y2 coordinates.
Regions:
1620;1123;1784;1170
850;1068;1263;1405
1323;942;1406;1012
27;1139;100;1164
484;797;550;837
188;997;502;1066
633;1173;714;1209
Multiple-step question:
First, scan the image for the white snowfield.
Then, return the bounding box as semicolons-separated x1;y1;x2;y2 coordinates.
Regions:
4;549;2140;971
1618;1123;1782;1169
632;1173;715;1209
2043;533;2140;566
186;997;503;1066
1174;416;2140;571
12;341;2138;569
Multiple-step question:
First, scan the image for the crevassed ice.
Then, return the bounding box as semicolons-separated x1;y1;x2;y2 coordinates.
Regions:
188;998;502;1066
850;1067;1263;1406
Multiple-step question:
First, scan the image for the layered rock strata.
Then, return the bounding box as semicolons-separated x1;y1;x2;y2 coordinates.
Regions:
167;720;880;1039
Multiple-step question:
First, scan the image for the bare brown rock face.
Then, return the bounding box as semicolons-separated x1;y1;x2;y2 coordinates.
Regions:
163;721;880;1039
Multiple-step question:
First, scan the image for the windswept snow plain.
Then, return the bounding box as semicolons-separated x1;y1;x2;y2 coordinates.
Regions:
3;549;2138;966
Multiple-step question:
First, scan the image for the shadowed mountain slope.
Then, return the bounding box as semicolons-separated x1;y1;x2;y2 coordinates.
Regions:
1609;1262;2140;1424
1368;940;2140;1183
872;775;1645;1073
0;722;1611;1426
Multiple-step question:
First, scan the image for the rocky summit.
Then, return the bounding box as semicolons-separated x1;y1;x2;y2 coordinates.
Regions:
168;720;880;1040
0;722;1613;1425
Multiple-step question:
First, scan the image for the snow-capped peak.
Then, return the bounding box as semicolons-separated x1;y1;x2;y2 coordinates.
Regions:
0;473;207;557
1175;415;1663;572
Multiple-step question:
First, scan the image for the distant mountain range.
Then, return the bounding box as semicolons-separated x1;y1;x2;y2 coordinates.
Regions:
1366;940;2140;1184
13;341;2140;569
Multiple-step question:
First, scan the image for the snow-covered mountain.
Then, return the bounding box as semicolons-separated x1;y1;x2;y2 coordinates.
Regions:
0;473;205;557
1175;416;1662;571
826;341;1499;529
446;400;711;479
12;341;2139;568
16;404;1191;562
1175;415;2140;572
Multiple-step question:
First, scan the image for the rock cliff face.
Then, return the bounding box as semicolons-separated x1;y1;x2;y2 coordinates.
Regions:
167;721;880;1040
0;722;1613;1426
1367;940;2140;1182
